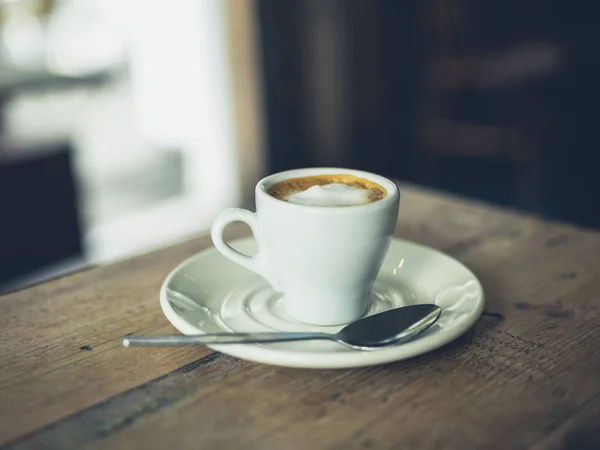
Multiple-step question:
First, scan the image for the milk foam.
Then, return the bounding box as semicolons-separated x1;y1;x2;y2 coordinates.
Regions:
285;184;372;206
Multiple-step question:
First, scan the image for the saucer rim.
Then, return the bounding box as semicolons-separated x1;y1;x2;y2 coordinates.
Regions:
160;237;485;369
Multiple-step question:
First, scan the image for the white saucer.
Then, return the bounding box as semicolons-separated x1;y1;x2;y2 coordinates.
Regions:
160;237;484;369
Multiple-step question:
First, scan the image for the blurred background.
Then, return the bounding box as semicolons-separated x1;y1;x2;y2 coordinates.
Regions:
0;0;597;293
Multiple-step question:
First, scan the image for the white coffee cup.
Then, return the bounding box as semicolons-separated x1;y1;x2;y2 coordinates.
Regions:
211;168;400;326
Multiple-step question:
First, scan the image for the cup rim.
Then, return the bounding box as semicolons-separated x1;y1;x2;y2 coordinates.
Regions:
255;167;400;212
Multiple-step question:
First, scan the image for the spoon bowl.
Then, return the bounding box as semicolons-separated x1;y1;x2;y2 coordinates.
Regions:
334;303;441;349
122;304;442;349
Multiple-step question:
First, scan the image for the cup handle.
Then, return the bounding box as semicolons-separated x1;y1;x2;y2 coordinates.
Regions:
210;208;279;290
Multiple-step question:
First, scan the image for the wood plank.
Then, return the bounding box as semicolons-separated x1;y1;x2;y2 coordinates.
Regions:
2;185;599;449
65;214;600;449
47;214;600;449
0;226;243;445
6;262;600;450
529;392;600;450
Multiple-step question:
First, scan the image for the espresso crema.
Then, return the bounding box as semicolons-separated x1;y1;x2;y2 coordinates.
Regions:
267;174;387;206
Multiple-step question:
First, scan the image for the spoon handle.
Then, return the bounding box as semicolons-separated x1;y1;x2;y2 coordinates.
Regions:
122;332;331;347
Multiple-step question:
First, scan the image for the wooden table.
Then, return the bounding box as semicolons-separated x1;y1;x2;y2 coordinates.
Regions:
1;185;599;450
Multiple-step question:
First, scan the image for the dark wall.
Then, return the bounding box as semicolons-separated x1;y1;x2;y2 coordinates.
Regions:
256;0;600;229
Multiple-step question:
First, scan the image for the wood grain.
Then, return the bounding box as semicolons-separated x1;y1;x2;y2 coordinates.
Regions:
2;184;600;449
0;226;245;445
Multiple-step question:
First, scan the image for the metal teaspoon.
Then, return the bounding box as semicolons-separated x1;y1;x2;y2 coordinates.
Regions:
122;304;441;350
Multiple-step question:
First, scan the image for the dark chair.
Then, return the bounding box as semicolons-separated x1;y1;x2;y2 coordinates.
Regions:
0;140;83;293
